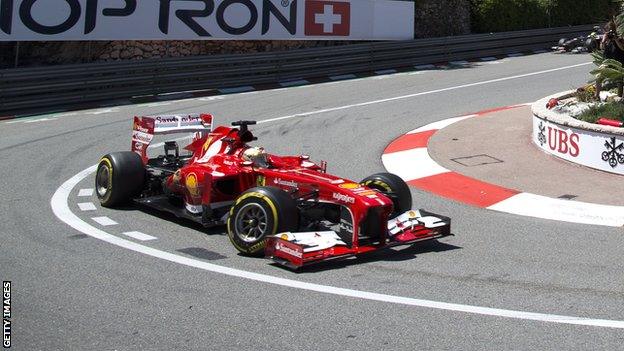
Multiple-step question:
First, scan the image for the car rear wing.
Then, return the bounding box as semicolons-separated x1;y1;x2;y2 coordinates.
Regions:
131;114;213;163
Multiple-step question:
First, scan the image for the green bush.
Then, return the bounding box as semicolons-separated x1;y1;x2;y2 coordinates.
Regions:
577;102;624;123
470;0;548;33
470;0;617;33
548;0;616;27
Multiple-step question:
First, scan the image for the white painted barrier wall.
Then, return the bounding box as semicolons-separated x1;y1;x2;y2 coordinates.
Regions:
0;0;414;41
533;94;624;175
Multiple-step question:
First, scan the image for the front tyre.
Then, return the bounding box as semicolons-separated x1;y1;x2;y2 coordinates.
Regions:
227;187;298;256
361;172;412;218
96;152;145;207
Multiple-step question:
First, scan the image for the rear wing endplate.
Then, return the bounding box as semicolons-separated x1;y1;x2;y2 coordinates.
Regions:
131;113;213;163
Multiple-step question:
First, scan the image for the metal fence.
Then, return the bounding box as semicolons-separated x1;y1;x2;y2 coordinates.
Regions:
0;25;594;114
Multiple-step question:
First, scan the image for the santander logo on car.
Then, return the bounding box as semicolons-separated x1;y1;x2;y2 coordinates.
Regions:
305;0;351;36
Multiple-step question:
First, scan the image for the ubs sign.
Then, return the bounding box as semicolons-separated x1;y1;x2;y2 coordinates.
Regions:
0;0;414;40
533;114;624;175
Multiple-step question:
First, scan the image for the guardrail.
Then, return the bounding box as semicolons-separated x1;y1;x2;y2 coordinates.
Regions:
0;24;594;114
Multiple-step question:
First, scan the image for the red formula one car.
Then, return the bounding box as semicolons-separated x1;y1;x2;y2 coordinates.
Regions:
95;114;451;269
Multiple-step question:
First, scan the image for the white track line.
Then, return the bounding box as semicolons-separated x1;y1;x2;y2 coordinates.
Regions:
139;102;172;108
50;166;624;329
23;118;58;124
257;62;591;125
91;216;118;226
77;202;96;211
86;108;119;115
198;96;226;102
123;231;157;241
78;189;93;197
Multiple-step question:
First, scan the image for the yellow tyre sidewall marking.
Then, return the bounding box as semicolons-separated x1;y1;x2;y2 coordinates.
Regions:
364;180;392;193
98;157;114;203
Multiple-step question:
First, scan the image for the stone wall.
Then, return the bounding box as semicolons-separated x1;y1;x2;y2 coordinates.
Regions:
96;40;346;61
414;0;471;38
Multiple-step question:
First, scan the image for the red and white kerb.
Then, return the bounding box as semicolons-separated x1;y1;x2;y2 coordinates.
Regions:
382;104;624;227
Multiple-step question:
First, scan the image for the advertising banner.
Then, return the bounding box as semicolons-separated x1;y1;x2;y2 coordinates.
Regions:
0;0;414;41
533;115;624;175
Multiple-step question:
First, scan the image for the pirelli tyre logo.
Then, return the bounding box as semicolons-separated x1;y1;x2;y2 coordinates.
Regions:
0;0;414;41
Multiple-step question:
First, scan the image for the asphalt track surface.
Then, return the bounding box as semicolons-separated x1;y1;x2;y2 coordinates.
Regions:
2;52;623;350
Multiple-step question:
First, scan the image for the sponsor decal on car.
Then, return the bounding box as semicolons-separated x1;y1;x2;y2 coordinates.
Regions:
353;189;377;196
275;241;303;258
131;130;154;144
155;115;179;127
179;114;202;127
257;175;266;187
339;183;360;190
333;193;355;204
185;173;201;198
133;123;151;134
273;178;298;188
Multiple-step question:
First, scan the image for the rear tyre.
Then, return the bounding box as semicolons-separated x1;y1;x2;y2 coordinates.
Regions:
227;187;299;256
361;172;412;218
95;152;145;207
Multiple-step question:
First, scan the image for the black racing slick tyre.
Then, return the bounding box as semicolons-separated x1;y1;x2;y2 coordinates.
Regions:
361;172;412;218
227;187;299;256
95;152;145;207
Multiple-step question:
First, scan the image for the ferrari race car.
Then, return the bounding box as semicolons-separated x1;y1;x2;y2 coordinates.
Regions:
95;114;451;269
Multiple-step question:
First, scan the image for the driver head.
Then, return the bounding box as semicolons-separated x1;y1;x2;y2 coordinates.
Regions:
243;147;269;167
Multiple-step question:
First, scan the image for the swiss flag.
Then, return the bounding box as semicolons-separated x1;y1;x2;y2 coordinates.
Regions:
305;0;350;36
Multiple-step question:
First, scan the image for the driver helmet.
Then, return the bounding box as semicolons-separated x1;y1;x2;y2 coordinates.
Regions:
243;147;269;167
